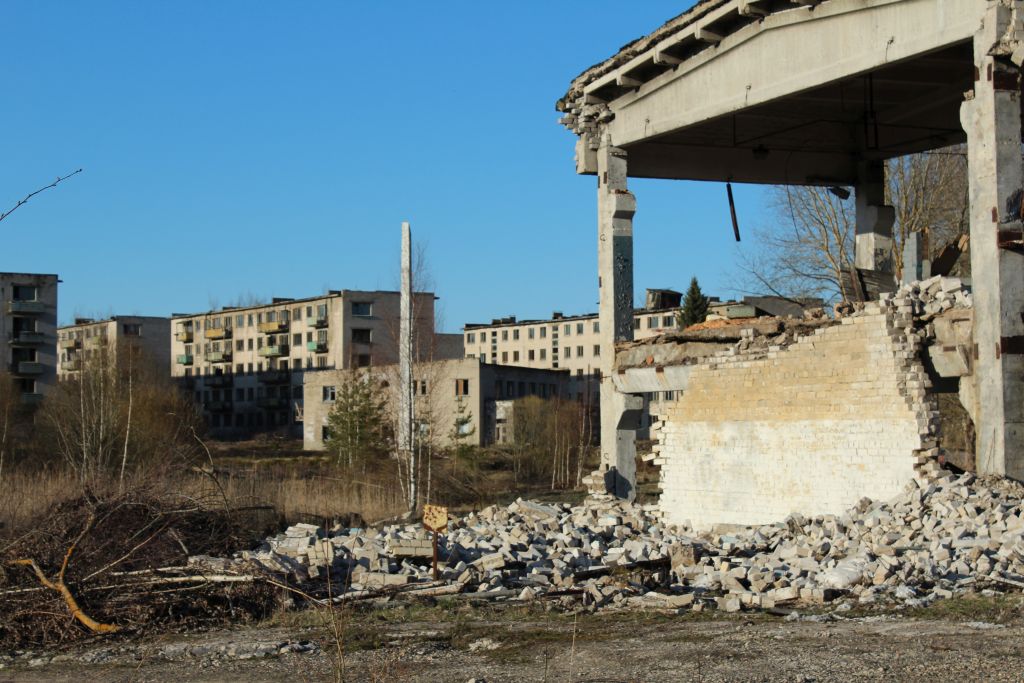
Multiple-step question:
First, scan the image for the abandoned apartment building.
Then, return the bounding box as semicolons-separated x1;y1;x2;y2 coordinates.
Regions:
57;316;170;380
557;0;1012;527
463;288;820;434
302;357;571;450
170;289;461;439
0;272;58;404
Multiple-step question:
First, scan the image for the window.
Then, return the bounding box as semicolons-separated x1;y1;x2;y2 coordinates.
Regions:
293;358;301;368
122;323;141;337
528;350;535;361
293;307;302;321
501;330;508;341
247;362;254;373
501;351;508;362
576;345;583;357
323;386;336;401
528;328;535;340
247;387;255;400
356;354;371;367
248;314;254;326
513;351;519;362
663;316;674;327
647;317;655;329
455;379;470;396
236;340;244;351
236;388;244;401
540;349;546;360
293;333;302;346
512;329;519;341
593;321;599;333
506;381;514;396
236;363;244;373
467;332;475;343
564;324;571;336
352;302;372;317
236;314;245;327
248;338;254;350
11;285;37;301
576;323;584;335
317;304;328;320
593;344;600;356
420;380;427;395
540;327;547;339
564;347;571;359
633;318;641;330
352;328;372;343
321;426;331;442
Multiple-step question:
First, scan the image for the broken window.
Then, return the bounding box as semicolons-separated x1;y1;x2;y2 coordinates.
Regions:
455;379;470;396
323;386;336;402
352;302;372;317
352;328;372;343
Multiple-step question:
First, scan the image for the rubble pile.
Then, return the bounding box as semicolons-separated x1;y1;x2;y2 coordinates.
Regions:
214;470;1024;613
886;275;972;321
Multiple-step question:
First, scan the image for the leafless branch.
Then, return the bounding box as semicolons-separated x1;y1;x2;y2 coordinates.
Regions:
0;168;83;224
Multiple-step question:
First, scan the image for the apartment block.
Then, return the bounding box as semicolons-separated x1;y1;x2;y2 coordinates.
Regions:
0;273;58;403
462;289;687;404
57;316;171;379
303;357;571;450
170;290;441;439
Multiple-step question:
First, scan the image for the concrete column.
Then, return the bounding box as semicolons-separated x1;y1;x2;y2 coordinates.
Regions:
961;0;1024;479
902;231;929;284
399;221;416;508
597;136;641;499
854;160;896;273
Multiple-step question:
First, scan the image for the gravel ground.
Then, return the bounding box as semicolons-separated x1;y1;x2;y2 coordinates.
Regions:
4;595;1024;682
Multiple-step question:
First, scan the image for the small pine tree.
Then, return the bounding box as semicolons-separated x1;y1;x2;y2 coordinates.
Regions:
677;277;710;329
324;372;391;470
448;398;476;471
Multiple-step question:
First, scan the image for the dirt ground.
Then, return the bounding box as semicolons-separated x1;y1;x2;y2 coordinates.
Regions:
4;594;1024;682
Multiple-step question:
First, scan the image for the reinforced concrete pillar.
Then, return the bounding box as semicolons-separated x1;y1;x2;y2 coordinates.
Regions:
961;0;1024;479
854;160;896;273
597;137;641;499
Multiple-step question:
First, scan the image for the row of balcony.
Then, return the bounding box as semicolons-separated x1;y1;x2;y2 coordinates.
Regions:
180;369;292;388
175;341;331;366
11;331;46;346
10;361;43;376
175;316;329;343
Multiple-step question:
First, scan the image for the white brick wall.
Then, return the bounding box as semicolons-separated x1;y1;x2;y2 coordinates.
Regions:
652;307;935;529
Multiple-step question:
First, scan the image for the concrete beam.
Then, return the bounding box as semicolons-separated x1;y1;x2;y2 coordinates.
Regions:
962;0;1024;480
599;0;977;148
597;137;638;500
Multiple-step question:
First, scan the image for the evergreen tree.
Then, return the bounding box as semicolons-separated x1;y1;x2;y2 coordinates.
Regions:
676;277;710;329
324;372;391;470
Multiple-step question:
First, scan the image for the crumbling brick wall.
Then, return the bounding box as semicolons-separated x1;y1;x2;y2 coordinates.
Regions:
651;300;937;529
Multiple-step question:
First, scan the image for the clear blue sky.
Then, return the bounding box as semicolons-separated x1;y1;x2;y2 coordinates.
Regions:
1;2;765;331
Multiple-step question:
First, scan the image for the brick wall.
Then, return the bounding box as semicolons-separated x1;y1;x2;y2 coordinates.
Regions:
651;301;937;529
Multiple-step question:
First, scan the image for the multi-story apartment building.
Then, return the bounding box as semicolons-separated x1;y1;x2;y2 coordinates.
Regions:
303;357;571;450
57;316;171;380
0;273;58;403
170;290;441;439
462;289;687;404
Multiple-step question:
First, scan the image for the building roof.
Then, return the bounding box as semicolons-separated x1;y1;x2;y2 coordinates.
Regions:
170;289;435;320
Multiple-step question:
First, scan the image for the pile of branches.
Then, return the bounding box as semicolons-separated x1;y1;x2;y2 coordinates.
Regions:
0;491;284;650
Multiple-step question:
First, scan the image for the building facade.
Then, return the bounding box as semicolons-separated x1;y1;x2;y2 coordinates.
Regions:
170;290;440;439
302;357;571;450
0;273;58;403
57;316;171;380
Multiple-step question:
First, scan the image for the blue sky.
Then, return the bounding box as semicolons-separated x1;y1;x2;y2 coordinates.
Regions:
1;2;764;331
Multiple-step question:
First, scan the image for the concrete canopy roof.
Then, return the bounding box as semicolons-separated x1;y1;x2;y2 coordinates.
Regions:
558;0;980;185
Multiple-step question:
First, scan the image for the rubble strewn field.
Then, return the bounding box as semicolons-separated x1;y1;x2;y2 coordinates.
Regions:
202;469;1024;617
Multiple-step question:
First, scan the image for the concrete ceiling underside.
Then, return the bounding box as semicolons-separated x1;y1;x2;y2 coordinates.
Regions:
621;41;975;185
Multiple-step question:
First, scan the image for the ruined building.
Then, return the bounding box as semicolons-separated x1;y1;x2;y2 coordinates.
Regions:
557;0;1010;524
57;316;170;380
0;272;58;403
170;290;455;439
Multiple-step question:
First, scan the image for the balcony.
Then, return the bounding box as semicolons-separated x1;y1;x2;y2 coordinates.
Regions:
12;331;45;345
260;370;292;384
12;361;43;375
204;327;231;340
207;351;232;363
258;344;288;358
60;358;81;372
205;400;233;413
258;321;287;334
306;341;327;353
176;354;194;365
206;374;233;388
21;393;43;406
257;397;288;410
175;330;194;343
59;338;81;350
307;316;328;329
6;300;45;314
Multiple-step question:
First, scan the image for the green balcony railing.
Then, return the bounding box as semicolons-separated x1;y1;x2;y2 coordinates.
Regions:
258;344;288;358
306;341;327;353
307;316;328;328
6;300;45;314
207;351;232;363
176;354;193;365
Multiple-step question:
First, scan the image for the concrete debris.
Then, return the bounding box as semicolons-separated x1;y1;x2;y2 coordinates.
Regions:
195;470;1024;615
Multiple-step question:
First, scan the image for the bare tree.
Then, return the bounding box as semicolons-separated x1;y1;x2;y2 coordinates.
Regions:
1;169;82;224
736;148;969;302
